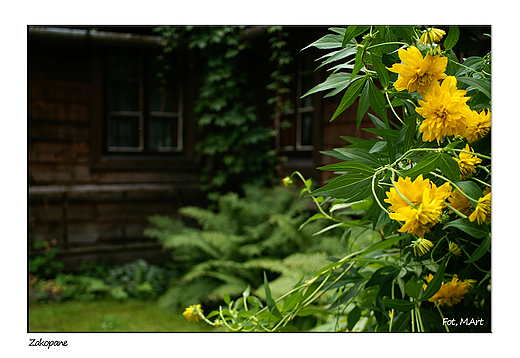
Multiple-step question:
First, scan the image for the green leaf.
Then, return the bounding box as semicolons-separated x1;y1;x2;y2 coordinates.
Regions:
347;305;361;331
391;26;415;44
454;181;483;207
382;298;415;312
351;46;365;79
443;26;460;52
464;235;491;264
365;265;400;288
282;290;302;313
438;153;460;183
404;276;423;300
357;80;370;128
403;152;441;178
303;33;343;50
317;160;376;176
402;120;417;153
309;173;373;200
363;128;399;141
419;256;447;302
456;76;491;99
342;26;368;48
370;53;389;88
302;72;351;98
443;218;490;239
242;285;251;298
331;76;367;122
332;147;382;167
315;46;358;70
367;78;388;122
312;222;346;236
298;212;325;230
264;272;282;317
360;235;406;258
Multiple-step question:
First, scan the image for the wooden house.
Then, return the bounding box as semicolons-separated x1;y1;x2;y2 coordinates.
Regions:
28;26;380;269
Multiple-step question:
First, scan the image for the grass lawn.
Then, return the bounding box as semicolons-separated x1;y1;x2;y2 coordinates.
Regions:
29;299;221;332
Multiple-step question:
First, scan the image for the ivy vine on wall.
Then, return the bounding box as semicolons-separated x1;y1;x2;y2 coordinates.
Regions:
154;26;293;201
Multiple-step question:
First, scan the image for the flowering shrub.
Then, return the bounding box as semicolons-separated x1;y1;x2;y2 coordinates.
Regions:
183;26;491;332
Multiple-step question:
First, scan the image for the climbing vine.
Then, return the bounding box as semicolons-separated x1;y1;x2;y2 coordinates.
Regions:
155;26;280;200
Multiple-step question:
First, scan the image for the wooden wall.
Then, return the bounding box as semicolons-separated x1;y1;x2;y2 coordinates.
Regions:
28;29;204;269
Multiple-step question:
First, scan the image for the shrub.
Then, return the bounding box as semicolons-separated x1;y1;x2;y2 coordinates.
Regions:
145;184;378;312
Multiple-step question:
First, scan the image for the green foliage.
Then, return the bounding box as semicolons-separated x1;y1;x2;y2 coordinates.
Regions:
29;239;64;279
145;184;372;312
154;26;278;200
29;259;175;303
104;259;174;300
194;26;491;333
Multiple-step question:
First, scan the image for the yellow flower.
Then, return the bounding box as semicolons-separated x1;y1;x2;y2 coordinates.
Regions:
183;304;203;322
449;241;462;256
423;274;477;307
384;175;452;237
447;188;473;217
387;46;447;95
419;28;446;45
454;144;482;180
416;76;473;144
468;190;491;225
411;237;434;256
282;176;293;187
465;109;491;143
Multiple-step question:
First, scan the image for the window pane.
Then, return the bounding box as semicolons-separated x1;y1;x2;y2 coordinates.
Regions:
109;82;139;112
279;115;296;149
109;115;140;148
301;75;314;108
148;116;178;150
149;82;179;113
300;112;314;147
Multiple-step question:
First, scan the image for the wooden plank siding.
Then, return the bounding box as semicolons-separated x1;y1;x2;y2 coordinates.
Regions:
28;27;382;269
28;28;204;268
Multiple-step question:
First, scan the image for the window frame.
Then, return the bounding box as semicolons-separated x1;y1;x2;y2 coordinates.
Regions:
277;33;322;155
90;41;196;171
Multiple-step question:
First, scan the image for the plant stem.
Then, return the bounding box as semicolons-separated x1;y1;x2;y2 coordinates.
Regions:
451;148;491;160
385;91;405;125
444;203;468;219
436;305;450;332
366;41;408;51
371;167;391;214
415;305;425;332
389;281;395;332
430;171;480;204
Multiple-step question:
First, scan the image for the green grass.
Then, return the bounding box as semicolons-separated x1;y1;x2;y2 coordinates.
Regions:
29;299;221;332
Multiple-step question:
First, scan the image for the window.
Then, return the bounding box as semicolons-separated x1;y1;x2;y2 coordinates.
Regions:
105;46;183;154
278;38;316;153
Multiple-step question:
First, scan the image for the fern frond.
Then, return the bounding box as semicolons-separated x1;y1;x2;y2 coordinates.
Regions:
198;231;241;259
243;257;291;276
182;260;256;283
160;230;223;260
282;252;331;275
145;215;185;240
157;277;219;310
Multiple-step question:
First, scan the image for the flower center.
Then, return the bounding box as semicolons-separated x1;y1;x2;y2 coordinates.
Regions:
415;70;432;85
436;104;448;120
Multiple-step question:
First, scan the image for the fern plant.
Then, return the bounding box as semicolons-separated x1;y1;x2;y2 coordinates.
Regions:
145;185;374;311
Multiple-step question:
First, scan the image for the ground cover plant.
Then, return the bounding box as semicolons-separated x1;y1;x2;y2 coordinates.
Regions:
145;184;377;317
182;26;491;332
28;259;176;303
